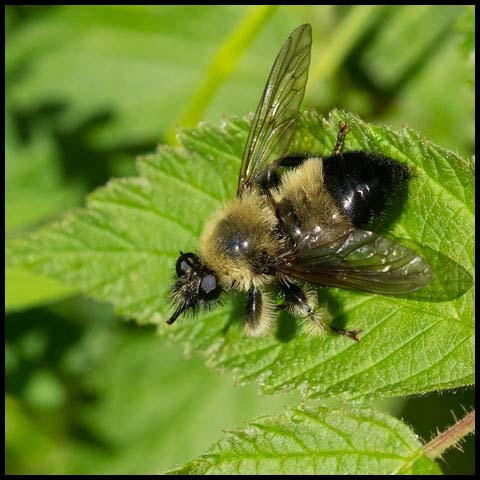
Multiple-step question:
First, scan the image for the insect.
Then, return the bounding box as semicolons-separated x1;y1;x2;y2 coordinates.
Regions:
167;23;433;341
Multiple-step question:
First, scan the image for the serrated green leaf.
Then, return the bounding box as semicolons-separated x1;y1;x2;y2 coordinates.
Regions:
7;110;474;400
165;404;442;475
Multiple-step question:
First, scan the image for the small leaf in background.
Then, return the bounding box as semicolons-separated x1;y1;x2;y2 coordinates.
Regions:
5;5;300;150
166;404;441;475
5;268;77;312
5;111;82;311
371;5;474;159
3;5;307;311
7;110;474;401
455;5;475;87
5;297;298;474
314;5;474;158
5;112;84;236
359;6;461;90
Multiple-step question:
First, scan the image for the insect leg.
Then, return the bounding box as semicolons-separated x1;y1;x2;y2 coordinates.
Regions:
307;310;362;342
333;121;349;155
278;279;315;317
329;324;362;342
244;286;275;337
278;280;329;335
279;280;362;341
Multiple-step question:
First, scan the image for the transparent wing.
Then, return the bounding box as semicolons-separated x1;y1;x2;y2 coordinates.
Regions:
237;23;312;196
278;224;433;294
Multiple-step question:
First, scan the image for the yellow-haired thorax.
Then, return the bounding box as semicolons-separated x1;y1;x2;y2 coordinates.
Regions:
198;191;282;291
273;157;349;228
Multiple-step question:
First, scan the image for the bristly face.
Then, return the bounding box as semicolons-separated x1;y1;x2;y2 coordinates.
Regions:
168;252;222;325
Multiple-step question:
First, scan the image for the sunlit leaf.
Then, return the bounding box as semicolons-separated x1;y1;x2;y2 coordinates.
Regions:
7;110;474;401
166;404;442;475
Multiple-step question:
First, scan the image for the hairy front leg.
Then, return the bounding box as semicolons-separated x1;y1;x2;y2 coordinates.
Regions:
244;286;275;337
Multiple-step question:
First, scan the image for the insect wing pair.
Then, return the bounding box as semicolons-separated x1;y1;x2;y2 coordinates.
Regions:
237;23;431;296
168;23;432;337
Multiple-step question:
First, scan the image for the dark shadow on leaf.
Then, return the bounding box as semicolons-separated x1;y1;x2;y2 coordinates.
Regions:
317;289;351;333
274;309;298;343
222;292;300;342
369;173;409;234
389;243;473;302
222;293;245;336
223;288;357;342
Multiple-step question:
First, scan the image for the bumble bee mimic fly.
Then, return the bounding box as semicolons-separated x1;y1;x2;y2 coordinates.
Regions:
167;23;433;341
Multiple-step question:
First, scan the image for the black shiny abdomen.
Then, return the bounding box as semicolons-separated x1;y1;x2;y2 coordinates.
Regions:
322;151;410;229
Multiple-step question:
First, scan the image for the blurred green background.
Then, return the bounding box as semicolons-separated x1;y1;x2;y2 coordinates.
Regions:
5;5;474;474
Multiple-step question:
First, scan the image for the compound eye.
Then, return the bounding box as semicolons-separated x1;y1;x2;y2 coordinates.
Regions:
199;274;220;300
176;252;198;277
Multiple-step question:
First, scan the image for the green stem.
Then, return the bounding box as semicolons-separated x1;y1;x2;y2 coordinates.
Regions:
393;410;475;474
423;410;475;460
166;5;277;145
